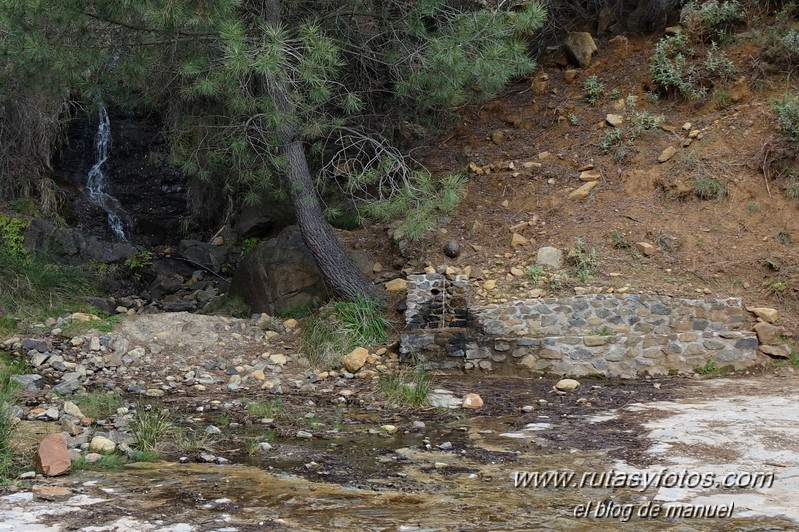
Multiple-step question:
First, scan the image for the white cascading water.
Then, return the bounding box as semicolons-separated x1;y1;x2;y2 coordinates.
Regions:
85;105;130;240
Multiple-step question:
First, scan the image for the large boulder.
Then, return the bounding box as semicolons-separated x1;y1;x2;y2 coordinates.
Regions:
34;433;71;476
564;32;598;68
231;225;331;314
23;219;135;264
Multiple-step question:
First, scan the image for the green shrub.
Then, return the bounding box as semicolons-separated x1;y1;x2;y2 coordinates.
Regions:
681;0;745;41
704;42;736;81
124;250;153;278
131;407;175;454
785;182;799;200
650;32;707;100
583;75;605;105
0;215;29;262
772;93;799;150
239;237;259;255
568;237;598;283
694;177;727;201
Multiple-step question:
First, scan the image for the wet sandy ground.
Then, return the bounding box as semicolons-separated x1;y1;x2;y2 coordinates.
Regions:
5;373;799;531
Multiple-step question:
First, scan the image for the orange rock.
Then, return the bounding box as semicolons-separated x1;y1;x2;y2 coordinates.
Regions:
34;433;71;477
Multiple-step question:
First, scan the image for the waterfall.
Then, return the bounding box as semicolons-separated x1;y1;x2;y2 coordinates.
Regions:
85;105;130;240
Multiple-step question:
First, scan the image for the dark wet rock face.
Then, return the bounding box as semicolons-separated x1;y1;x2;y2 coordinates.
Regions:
55;109;188;246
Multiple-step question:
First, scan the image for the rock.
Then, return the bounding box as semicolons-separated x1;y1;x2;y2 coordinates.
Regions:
10;374;45;391
554;379;581;392
148;273;185;300
89;436;117;454
579;170;601;181
34;433;71;476
71;312;101;322
381;424;398;434
536;247;563;269
296;430;313;439
341;347;369;373
482;280;497;290
283;318;298;330
444;241;461;258
568;181;598;200
564;32;598;68
753;322;782;345
563;69;578;82
606;114;623;127
32;485;73;501
635;242;657;256
205;425;222;435
759;345;790;358
231;225;329;314
178;239;228;273
462;393;484;409
658;146;677;163
510;233;528;248
269;353;288;366
747;307;778;324
510;267;525;277
385;278;408;292
584;335;609;347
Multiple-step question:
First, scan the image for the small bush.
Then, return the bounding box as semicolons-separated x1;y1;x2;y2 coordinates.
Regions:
583;75;605;105
527;264;544;284
611;230;631;249
697;359;721;376
246;399;283;419
650;32;707;100
568;237;598;283
704;42;736;81
772;93;799;150
785;182;799;200
681;0;745;41
601;128;624;154
693;177;727;200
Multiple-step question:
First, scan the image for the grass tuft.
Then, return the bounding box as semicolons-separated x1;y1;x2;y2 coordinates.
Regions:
379;367;431;407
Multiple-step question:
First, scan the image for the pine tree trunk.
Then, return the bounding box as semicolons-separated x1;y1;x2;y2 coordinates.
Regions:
264;0;384;303
283;136;385;303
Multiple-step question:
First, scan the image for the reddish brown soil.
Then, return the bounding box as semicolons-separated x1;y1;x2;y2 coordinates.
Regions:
350;31;799;334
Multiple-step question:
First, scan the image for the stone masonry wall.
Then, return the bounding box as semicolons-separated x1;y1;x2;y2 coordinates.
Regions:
400;274;761;378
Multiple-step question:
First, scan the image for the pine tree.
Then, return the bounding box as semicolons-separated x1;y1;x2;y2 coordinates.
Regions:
0;0;546;302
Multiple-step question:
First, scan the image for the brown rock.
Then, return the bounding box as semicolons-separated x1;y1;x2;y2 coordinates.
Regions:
341;347;369;373
32;485;72;501
462;393;484;409
753;322;782;345
759;345;790;359
568;181;598;200
33;433;71;477
510;233;529;248
384;278;408;292
658;146;677;163
564;32;597;68
635;242;657;256
605;114;623;127
579;170;601;181
746;307;778;324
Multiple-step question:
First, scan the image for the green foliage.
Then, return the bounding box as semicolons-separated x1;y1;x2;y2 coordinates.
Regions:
239;237;259;256
0;252;96;324
302;297;391;369
650;32;706;100
131;407;175;454
0;215;30;262
772;93;799;151
359;171;468;241
611;230;632;249
789;348;799;368
246;399;283;419
601;129;624;154
594;326;613;336
568;237;598;283
124;250;153;277
694;177;727;201
70;392;123;419
0;357;24;480
681;0;745;41
715;90;732;109
379;367;431;407
72;453;126;471
527;264;544;284
704;42;736;81
697;359;721;376
785;182;799;200
583;75;605;105
763;279;788;294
